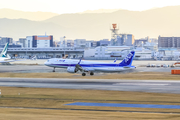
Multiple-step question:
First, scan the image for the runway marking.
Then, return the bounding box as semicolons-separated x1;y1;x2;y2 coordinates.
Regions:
66;102;180;109
113;83;169;86
150;88;167;90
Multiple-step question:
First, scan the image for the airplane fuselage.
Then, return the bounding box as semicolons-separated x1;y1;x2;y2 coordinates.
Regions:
44;58;135;72
0;57;9;61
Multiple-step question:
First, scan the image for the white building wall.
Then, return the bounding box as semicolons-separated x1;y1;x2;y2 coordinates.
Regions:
95;46;108;57
37;40;50;48
125;35;134;46
95;46;133;58
25;36;32;48
85;41;92;48
59;37;67;47
84;48;96;57
74;39;86;48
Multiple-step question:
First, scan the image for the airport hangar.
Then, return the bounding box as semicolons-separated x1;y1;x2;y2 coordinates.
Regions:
0;47;84;58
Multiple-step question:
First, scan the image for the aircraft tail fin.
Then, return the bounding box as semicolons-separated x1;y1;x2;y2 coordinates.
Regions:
0;43;9;58
119;51;135;66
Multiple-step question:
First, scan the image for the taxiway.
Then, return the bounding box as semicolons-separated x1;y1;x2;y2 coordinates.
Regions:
0;78;180;94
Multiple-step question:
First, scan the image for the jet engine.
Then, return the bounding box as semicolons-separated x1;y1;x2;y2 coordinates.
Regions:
67;67;78;73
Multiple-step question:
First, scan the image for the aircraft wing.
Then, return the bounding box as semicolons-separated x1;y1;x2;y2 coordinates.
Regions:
75;59;94;72
75;64;84;72
0;60;17;63
123;66;136;69
123;66;131;68
0;59;26;63
75;64;95;72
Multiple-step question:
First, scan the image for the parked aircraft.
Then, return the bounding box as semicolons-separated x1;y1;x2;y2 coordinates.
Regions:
44;51;136;76
31;55;37;60
0;43;24;63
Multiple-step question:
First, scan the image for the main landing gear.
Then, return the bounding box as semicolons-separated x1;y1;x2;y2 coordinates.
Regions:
53;67;55;72
82;73;86;76
81;72;94;76
90;72;94;76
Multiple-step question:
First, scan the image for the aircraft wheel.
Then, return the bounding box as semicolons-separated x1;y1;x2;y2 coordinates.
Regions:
53;68;55;72
90;72;94;76
82;73;86;76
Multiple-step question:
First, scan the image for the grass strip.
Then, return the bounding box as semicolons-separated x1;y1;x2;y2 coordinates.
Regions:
0;72;179;80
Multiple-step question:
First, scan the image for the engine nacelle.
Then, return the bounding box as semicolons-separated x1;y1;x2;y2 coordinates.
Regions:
67;67;78;73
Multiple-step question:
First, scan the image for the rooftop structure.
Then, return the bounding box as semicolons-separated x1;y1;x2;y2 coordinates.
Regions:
97;39;110;46
74;39;86;48
143;42;158;51
95;46;132;58
134;37;149;46
67;40;74;47
19;38;26;48
111;34;134;46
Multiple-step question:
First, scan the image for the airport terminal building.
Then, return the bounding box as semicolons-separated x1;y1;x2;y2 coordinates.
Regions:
2;47;84;59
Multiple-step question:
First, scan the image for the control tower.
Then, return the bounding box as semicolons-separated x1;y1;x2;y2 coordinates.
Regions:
110;24;119;46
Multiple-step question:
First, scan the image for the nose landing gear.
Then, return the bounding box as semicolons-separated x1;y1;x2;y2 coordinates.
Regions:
53;67;55;72
90;72;94;76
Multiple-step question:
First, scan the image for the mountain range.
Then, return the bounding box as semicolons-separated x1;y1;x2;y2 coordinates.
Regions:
0;9;58;21
0;6;180;41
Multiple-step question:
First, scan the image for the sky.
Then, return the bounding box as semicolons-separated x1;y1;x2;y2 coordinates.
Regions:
0;0;180;14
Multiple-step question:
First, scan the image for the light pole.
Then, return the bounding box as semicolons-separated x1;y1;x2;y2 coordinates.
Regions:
64;36;66;58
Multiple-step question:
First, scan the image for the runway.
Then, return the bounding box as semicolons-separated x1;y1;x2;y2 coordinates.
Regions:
0;78;180;94
0;65;178;73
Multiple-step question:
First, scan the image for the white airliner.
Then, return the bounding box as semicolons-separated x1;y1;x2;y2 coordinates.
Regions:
0;43;23;63
44;51;136;76
0;43;11;62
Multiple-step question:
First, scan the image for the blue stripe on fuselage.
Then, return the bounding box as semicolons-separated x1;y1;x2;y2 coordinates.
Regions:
52;64;132;67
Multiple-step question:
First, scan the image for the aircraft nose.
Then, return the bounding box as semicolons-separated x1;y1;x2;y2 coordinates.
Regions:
44;61;49;66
